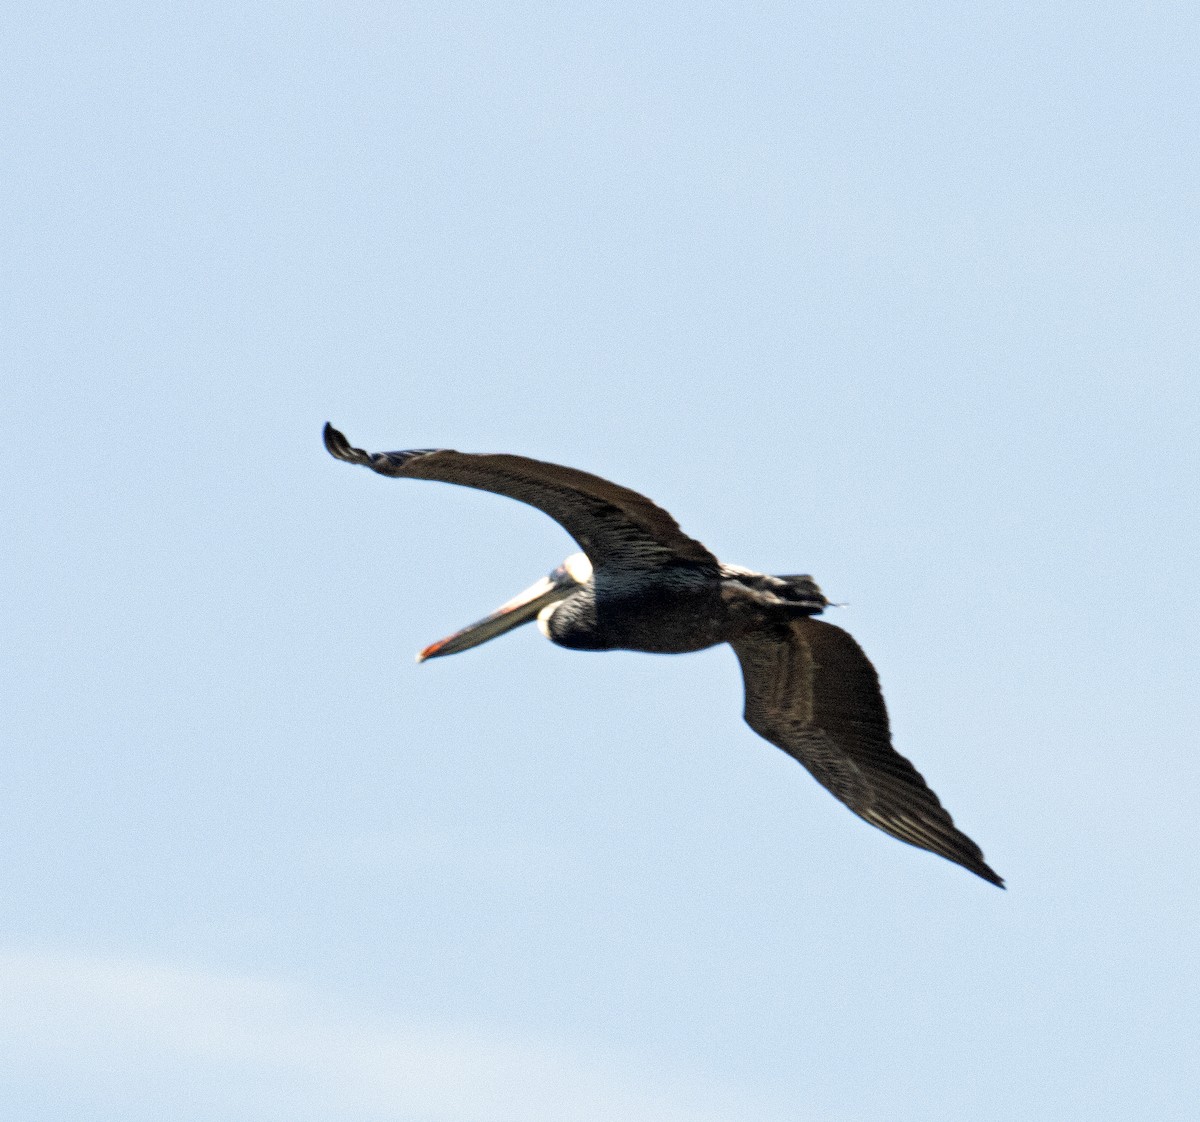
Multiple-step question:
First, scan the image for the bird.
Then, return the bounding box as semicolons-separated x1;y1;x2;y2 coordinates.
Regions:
324;423;1003;887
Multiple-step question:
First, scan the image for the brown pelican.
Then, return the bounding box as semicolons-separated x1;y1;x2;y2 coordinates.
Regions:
324;423;1003;887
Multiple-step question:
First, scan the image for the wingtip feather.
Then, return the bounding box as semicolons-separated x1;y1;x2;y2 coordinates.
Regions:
978;865;1006;889
323;422;351;460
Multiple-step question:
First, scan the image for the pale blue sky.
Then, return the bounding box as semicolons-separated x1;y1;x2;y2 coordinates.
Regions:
4;3;1198;1119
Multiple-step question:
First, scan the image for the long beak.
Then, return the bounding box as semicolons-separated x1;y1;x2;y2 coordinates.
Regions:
417;567;577;662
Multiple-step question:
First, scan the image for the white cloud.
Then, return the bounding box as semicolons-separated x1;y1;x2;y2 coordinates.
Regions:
0;948;783;1122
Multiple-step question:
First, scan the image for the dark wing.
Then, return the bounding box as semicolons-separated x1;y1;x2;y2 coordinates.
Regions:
324;424;718;573
732;618;1003;886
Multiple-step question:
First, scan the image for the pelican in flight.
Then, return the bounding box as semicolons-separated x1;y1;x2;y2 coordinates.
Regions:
324;423;1003;887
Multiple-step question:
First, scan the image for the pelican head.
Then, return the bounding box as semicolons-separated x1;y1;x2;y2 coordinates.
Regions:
417;552;593;662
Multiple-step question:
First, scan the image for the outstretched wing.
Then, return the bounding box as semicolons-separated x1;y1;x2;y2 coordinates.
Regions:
324;424;718;573
732;617;1003;886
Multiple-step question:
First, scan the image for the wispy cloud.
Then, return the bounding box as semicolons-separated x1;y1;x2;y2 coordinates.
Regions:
0;948;782;1122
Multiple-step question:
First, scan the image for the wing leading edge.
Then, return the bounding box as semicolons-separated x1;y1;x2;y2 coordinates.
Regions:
324;424;717;573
